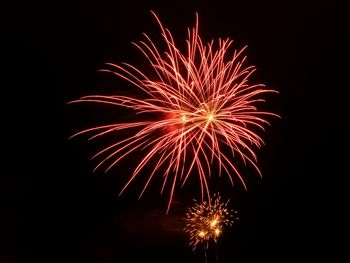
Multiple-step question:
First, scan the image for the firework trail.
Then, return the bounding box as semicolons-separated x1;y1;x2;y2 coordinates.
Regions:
184;193;239;250
70;12;278;212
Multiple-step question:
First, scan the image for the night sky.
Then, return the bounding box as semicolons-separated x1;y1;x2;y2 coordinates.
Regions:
1;1;349;262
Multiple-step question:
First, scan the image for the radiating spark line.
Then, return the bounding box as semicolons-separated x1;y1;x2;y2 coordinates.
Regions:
69;12;278;212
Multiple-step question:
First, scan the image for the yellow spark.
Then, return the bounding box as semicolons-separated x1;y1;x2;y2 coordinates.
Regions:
210;219;218;227
198;231;206;237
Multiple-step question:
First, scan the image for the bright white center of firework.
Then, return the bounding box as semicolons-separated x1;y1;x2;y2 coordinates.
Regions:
198;231;206;237
205;111;215;122
210;219;218;227
181;115;187;122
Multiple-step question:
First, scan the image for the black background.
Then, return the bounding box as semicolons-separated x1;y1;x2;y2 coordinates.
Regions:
1;0;349;262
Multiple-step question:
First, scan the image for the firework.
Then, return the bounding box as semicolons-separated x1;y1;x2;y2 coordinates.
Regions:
184;193;238;250
70;12;278;212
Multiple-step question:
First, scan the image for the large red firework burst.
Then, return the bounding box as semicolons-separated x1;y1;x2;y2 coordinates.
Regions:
70;12;278;212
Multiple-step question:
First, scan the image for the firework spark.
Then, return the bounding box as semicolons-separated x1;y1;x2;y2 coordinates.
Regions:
70;12;278;212
184;193;238;250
